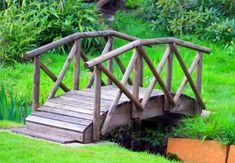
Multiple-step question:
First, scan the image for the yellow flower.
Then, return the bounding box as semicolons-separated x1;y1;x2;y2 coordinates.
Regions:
227;28;232;32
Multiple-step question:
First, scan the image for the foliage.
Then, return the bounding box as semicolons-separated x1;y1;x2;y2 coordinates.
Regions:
0;84;31;123
171;109;235;145
125;0;145;9
147;0;235;43
0;0;103;64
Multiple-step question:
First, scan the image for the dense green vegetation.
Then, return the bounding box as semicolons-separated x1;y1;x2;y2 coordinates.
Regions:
0;131;176;163
0;0;102;64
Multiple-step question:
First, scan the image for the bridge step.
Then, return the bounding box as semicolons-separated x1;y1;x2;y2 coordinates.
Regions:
12;128;76;144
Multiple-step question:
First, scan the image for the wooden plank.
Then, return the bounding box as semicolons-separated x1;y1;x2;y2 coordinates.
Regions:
26;122;84;142
107;37;113;85
49;98;109;111
44;101;105;114
12;128;76;144
93;66;101;141
26;115;87;132
33;56;40;112
37;107;94;120
31;112;92;126
73;40;81;90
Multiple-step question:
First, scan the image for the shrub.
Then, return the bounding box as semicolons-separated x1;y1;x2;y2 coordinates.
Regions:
0;84;31;123
125;0;144;9
0;0;103;64
171;109;235;145
147;0;235;43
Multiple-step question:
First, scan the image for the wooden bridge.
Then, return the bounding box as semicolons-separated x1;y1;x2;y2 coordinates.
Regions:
13;30;211;143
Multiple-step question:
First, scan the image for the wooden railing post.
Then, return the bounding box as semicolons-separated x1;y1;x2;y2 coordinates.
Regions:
33;56;40;112
107;37;113;85
73;40;81;90
132;49;141;119
164;44;173;111
196;52;203;94
93;65;101;141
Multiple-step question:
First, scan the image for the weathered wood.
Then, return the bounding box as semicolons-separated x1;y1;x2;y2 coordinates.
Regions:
26;115;87;132
141;38;211;54
40;62;70;92
93;66;101;141
47;41;77;100
171;44;206;109
87;36;113;88
85;40;141;68
31;112;92;126
107;37;113;85
24;30;113;59
174;54;201;103
12;128;76;144
33;56;40;112
138;46;176;107
196;52;203;94
114;57;133;85
98;64;144;110
132;50;141;119
101;52;138;135
97;0;111;8
164;44;173;111
73;40;81;90
26;122;84;142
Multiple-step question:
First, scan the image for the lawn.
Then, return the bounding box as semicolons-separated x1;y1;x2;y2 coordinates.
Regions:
0;130;175;163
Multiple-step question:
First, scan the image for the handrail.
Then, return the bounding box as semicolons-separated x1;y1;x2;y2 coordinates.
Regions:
24;30;210;60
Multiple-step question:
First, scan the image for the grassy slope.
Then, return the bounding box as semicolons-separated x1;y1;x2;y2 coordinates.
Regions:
0;131;174;163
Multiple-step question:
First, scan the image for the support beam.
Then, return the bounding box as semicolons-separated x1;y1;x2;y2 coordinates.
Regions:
93;66;101;141
33;56;40;112
73;40;81;90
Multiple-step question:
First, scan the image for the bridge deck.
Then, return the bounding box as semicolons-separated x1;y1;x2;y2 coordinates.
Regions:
13;86;197;143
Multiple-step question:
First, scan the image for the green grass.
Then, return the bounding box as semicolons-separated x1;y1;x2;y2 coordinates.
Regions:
0;120;22;129
0;131;175;163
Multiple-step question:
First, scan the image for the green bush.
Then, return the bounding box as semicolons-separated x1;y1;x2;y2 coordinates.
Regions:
0;0;103;64
147;0;235;43
125;0;144;9
171;109;235;145
0;84;31;123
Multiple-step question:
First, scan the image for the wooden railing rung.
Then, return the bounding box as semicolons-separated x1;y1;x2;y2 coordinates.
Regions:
174;53;201;103
101;52;138;135
97;64;143;110
114;56;133;85
171;44;206;109
47;41;78;100
141;46;171;108
196;52;203;94
40;62;70;92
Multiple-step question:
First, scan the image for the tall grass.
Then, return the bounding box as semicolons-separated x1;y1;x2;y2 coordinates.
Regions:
0;84;31;123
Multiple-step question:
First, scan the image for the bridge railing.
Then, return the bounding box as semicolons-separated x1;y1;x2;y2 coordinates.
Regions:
24;30;140;112
85;37;211;140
